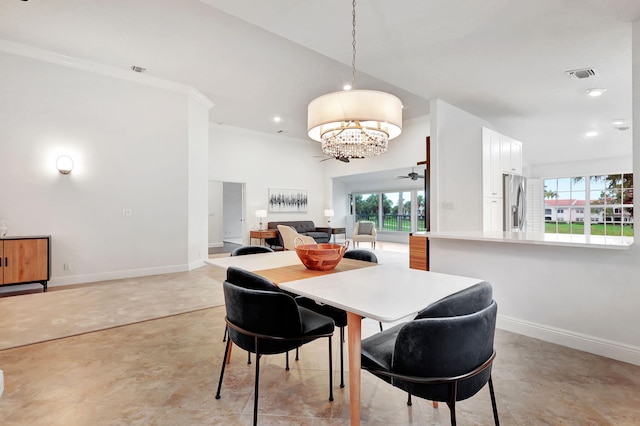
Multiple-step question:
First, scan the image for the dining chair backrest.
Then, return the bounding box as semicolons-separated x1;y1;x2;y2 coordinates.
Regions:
226;266;279;291
343;249;378;263
392;300;498;402
223;268;304;354
230;246;274;256
415;281;492;319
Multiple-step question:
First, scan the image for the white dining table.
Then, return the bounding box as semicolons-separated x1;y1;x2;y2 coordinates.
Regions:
207;252;484;425
206;250;301;271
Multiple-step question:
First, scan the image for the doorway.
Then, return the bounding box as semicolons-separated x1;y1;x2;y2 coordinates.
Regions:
208;181;245;254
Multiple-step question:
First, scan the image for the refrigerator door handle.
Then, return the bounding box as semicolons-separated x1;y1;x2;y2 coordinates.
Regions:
516;182;526;230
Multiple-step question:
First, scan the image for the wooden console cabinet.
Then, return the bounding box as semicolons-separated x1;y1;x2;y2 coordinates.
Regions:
409;233;429;271
0;235;50;292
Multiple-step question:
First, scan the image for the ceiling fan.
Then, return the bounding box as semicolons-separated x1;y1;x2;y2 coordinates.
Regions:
397;167;424;180
316;155;350;163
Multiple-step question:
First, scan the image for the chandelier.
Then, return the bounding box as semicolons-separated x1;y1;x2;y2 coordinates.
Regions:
307;0;402;160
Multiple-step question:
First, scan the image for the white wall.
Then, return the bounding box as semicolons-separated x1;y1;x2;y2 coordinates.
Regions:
187;96;210;267
529;156;632;178
430;239;640;365
430;98;493;232
208;181;223;247
208;115;431;243
425;20;640;365
0;48;211;287
209;124;327;243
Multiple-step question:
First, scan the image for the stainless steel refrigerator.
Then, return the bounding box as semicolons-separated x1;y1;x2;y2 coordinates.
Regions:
503;174;527;231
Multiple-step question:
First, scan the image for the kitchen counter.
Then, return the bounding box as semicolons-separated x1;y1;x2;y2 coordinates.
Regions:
414;231;634;250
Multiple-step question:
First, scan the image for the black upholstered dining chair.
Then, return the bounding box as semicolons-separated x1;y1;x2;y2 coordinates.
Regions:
230;245;274;256
222;245;274;349
343;248;378;263
215;266;335;426
295;248;378;388
360;281;499;425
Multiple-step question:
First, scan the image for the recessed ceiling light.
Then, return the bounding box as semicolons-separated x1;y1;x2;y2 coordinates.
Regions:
273;116;282;123
343;84;352;91
612;119;625;126
585;131;598;137
586;88;606;97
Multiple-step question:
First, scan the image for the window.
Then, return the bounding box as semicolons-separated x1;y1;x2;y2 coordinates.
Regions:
544;174;633;237
352;189;426;233
354;193;379;227
382;191;411;231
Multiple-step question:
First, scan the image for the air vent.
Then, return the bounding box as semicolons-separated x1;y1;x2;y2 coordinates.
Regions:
565;68;597;79
131;65;146;73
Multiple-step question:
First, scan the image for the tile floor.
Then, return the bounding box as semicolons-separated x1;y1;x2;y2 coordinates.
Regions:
1;243;640;425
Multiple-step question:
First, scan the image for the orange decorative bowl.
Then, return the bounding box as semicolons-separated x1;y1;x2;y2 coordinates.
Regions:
294;242;349;271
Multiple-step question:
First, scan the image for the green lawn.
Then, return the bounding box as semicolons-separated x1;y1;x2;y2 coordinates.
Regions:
357;216;427;232
545;222;634;236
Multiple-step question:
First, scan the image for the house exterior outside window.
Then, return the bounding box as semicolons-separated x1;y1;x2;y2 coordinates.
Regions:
544;174;633;237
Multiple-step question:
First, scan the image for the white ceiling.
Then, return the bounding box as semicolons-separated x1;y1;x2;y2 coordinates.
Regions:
1;0;638;167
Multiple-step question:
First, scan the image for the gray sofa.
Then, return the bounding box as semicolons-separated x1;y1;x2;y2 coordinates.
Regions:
266;220;331;248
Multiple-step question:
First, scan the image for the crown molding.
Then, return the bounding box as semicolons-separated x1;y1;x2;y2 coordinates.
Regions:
0;38;214;109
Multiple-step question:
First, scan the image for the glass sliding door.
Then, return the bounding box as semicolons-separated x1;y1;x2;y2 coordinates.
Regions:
354;193;379;228
352;189;427;234
381;191;411;231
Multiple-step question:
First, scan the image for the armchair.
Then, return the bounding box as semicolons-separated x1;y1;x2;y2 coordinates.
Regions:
352;220;377;248
360;282;499;425
277;225;315;250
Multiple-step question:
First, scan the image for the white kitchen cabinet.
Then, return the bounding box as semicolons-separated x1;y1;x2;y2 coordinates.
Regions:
482;127;503;198
501;136;523;175
482;126;523;232
483;197;503;232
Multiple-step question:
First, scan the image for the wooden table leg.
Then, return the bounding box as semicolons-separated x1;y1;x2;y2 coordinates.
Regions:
347;312;362;426
226;341;233;364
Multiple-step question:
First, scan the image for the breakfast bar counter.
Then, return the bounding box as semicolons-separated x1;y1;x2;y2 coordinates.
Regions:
413;230;633;250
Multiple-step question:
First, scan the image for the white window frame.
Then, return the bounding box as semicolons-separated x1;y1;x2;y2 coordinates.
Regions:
544;173;633;237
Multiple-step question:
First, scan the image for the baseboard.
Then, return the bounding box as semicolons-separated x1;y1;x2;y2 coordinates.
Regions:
208;242;224;248
188;260;206;270
498;314;640;366
47;264;191;287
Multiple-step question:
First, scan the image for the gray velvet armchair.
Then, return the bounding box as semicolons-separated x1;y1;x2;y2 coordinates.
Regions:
360;282;500;425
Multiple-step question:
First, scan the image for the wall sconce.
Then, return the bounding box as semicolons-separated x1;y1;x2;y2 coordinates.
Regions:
324;209;335;226
255;209;267;231
56;155;74;175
